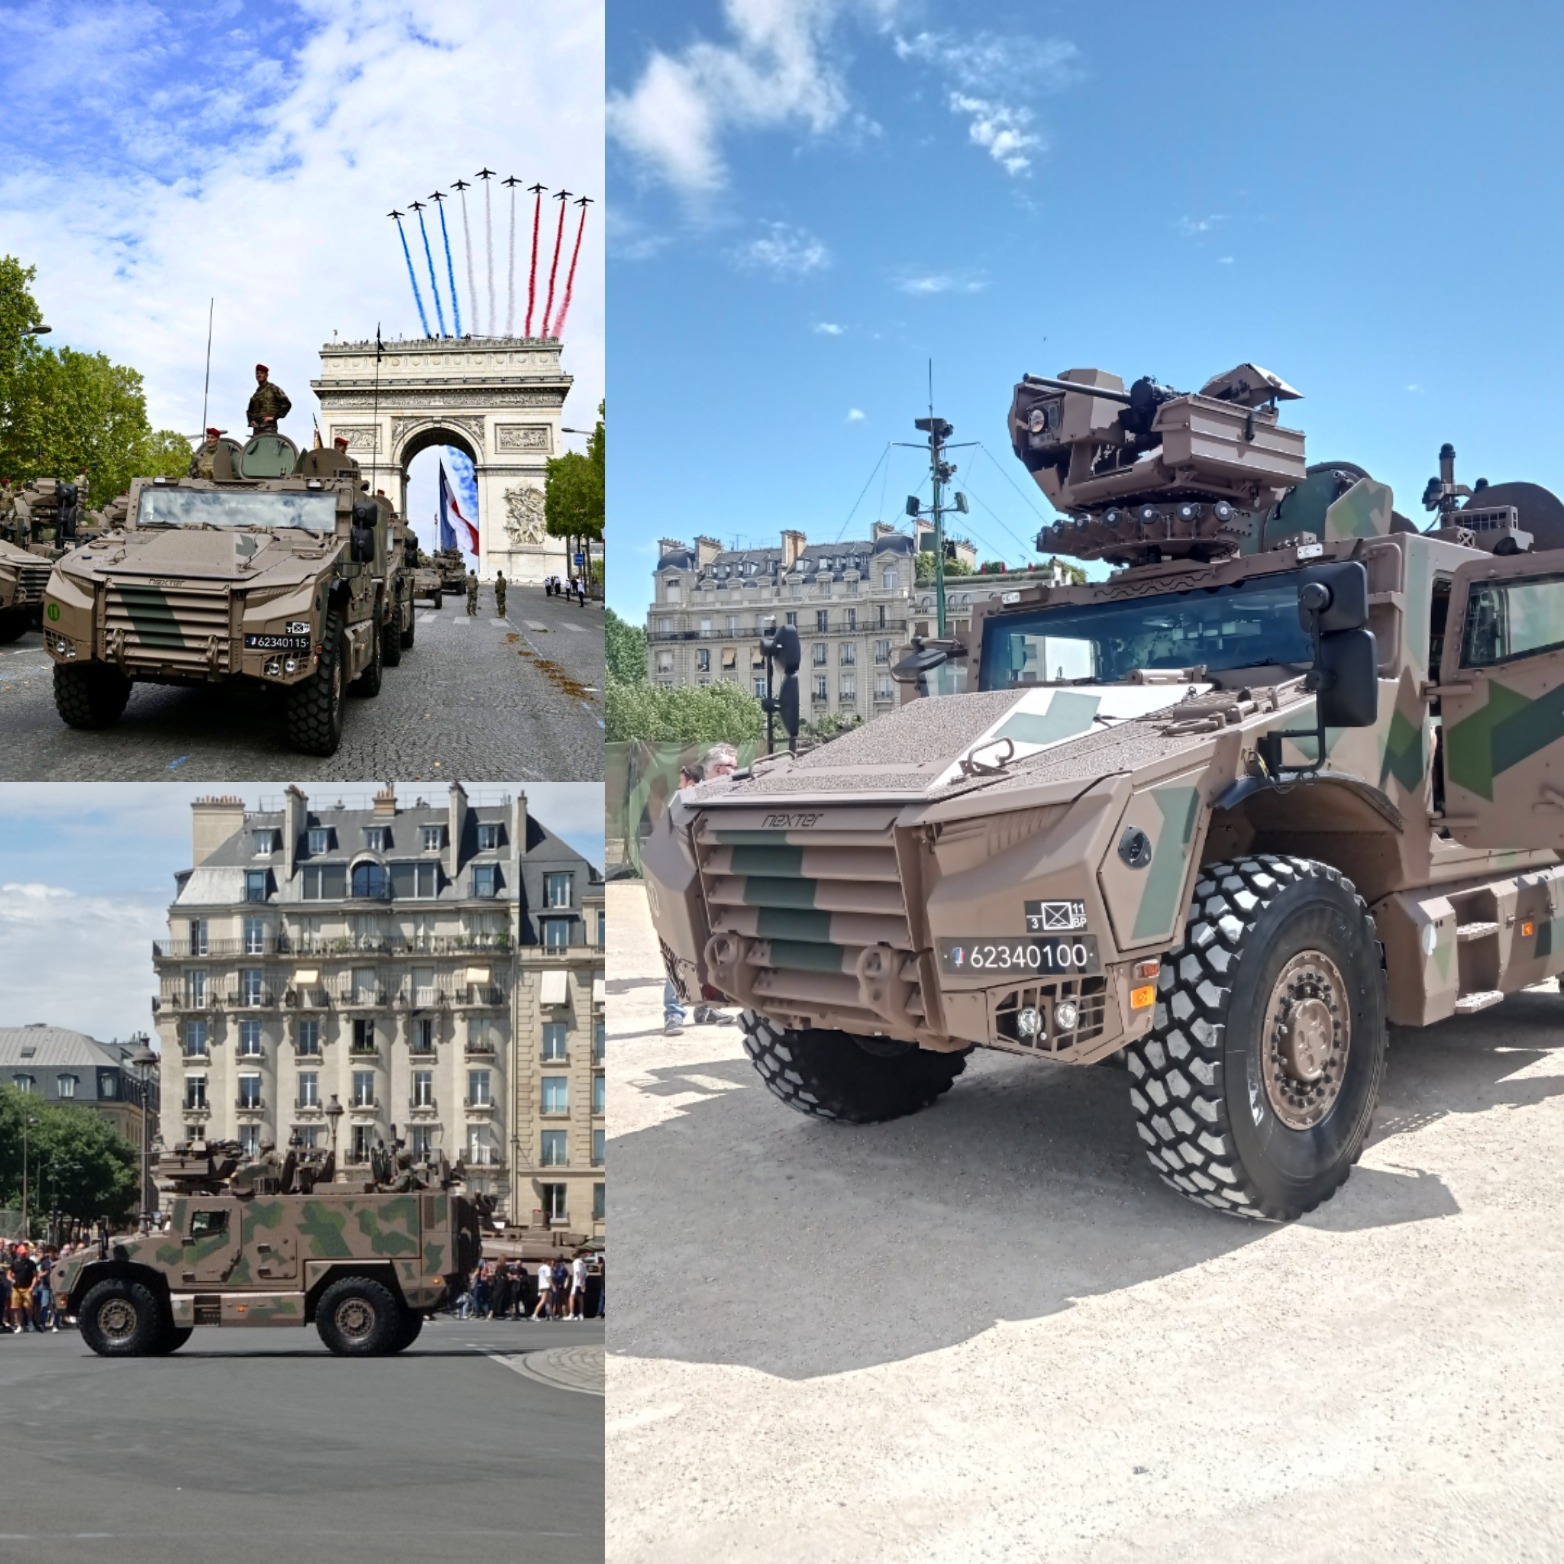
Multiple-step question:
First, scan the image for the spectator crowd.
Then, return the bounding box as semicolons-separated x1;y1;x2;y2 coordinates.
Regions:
451;1254;602;1321
0;1238;92;1334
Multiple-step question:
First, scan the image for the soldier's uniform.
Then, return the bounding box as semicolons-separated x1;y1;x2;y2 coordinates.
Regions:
494;573;507;615
188;427;225;479
466;571;479;615
247;365;292;432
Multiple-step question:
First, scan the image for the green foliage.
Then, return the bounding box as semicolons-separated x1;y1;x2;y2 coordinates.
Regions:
606;672;764;744
0;1086;139;1232
915;551;975;584
801;710;863;742
606;606;648;684
545;399;604;547
0;253;191;506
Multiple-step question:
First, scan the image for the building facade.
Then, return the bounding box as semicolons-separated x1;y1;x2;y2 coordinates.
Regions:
151;784;604;1235
0;1024;159;1146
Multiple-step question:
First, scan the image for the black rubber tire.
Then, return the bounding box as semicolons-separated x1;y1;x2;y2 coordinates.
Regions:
382;598;404;667
0;607;30;643
77;1278;164;1357
53;662;132;729
354;606;385;695
315;1277;403;1356
1126;855;1386;1222
399;597;415;651
739;1010;970;1125
432;589;442;610
284;609;345;756
390;1311;425;1352
148;1322;194;1354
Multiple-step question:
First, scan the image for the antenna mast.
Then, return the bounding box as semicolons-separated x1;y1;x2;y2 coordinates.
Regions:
200;297;214;433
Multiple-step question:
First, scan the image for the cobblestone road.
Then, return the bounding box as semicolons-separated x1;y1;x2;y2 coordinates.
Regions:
0;584;602;781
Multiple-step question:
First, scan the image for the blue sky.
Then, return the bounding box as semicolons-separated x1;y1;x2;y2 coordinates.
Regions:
607;0;1564;620
0;0;602;556
0;783;604;1046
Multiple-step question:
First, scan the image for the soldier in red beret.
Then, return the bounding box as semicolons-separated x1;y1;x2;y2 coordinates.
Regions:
247;363;291;434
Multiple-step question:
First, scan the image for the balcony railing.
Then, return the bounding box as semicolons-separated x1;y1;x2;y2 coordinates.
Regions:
465;1098;496;1111
409;1097;437;1115
235;1097;265;1113
465;1039;499;1056
454;985;507;1008
348;1098;379;1112
339;989;390;1008
224;989;279;1009
348;1041;381;1057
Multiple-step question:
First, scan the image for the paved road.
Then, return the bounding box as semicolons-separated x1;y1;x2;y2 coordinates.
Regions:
0;1319;604;1564
606;882;1564;1564
0;585;602;782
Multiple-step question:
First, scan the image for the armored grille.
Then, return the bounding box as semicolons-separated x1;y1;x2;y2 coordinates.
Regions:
104;581;232;672
697;826;926;1032
995;977;1107;1055
15;562;50;602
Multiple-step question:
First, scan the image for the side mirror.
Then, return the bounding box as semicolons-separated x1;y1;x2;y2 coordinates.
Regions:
758;624;802;752
1298;561;1376;729
891;643;948;684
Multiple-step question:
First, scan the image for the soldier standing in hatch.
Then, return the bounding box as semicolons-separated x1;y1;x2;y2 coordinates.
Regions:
494;571;507;616
247;363;292;434
466;569;480;616
188;427;225;478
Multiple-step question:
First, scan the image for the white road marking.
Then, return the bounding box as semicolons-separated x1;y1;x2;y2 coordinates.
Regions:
558;622;587;632
525;621;548;632
452;618;471;627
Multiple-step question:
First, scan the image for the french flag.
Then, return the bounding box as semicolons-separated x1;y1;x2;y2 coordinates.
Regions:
439;463;479;554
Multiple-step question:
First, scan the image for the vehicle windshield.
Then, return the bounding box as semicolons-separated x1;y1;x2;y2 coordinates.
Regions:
979;571;1313;689
136;488;338;534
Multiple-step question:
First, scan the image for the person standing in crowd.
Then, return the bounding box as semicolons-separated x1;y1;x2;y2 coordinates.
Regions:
690;745;740;1027
465;569;480;616
494;572;507;617
569;1252;587;1321
31;1248;56;1332
664;761;705;1035
551;1257;569;1318
6;1243;37;1333
530;1259;555;1320
489;1260;512;1321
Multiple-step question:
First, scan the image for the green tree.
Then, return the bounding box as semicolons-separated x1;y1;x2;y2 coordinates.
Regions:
606;673;763;744
0;253;190;506
915;550;975;585
605;606;648;684
0;1087;139;1233
545;399;604;578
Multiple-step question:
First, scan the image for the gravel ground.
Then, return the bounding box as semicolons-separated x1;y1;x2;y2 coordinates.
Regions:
0;584;602;782
606;881;1564;1563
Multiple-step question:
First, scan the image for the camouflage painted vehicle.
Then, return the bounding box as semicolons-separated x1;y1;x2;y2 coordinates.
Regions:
41;436;410;756
644;363;1564;1222
52;1140;488;1357
412;564;443;608
434;547;470;595
0;536;50;641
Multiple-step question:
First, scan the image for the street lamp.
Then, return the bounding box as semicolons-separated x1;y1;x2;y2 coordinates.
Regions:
325;1095;344;1181
20;1113;37;1240
130;1035;158;1233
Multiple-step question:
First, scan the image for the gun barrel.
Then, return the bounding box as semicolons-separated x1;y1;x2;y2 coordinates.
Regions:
1021;374;1135;406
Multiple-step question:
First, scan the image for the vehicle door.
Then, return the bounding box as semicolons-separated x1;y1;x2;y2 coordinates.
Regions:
179;1200;242;1285
1437;549;1564;848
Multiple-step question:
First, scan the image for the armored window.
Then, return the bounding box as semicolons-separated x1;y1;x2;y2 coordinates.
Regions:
297;1072;319;1108
593;1130;605;1167
351;862;389;899
238;1022;262;1057
295;1020;320;1056
244;870;270;903
593;1184;604;1222
237;1074;262;1108
472;865;500;899
542;918;570;950
412;1070;434;1108
351;1070;375;1107
544;872;573;909
1460;575;1564;667
184;1076;206;1110
364;826;391;852
184;1021;208;1058
468;1069;492;1108
592;1074;605;1116
422;825;443;851
188;1209;228;1239
541;1076;569;1115
542;1023;569;1061
55;1074;77;1099
307;827;332;854
302;865;346;900
541;1183;567;1222
541;1129;568;1167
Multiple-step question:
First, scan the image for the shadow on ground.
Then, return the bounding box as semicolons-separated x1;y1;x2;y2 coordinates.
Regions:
614;992;1564;1379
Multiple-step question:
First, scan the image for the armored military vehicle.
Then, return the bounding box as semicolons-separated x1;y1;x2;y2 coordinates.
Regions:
644;362;1564;1222
434;546;470;596
52;1139;489;1357
41;435;410;756
0;536;50;641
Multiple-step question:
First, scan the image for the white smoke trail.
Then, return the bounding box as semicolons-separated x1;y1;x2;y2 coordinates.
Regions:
506;183;517;338
483;176;496;339
458;186;480;336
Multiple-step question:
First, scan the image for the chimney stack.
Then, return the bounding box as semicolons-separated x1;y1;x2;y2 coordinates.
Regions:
781;529;806;568
373;783;398;818
283;785;308;881
190;796;247;866
695;535;723;569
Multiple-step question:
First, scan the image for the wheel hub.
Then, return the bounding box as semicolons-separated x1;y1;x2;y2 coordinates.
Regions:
335;1298;374;1340
1262;952;1351;1130
99;1298;137;1341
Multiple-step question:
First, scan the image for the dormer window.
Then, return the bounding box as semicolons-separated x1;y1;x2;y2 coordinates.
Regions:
477;822;501;851
364;826;391;851
307;827;332;854
252;829;278;856
422;825;443;851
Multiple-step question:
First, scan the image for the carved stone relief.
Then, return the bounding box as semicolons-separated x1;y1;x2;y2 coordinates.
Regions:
504;485;548;545
495;424;552;453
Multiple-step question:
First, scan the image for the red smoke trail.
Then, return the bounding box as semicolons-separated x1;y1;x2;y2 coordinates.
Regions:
525;189;542;336
551;203;589;337
541;197;567;338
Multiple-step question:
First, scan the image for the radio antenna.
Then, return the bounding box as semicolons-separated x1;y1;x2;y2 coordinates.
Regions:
200;297;214;433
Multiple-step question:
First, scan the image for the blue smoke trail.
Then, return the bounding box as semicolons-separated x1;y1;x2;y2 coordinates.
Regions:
436;201;463;337
395;218;431;337
416;207;447;337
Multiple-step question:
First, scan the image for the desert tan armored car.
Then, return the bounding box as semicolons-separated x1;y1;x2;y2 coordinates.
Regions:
41;434;414;755
0;537;51;642
51;1139;489;1357
644;362;1564;1222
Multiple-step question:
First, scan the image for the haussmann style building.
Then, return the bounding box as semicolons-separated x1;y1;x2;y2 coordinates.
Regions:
151;783;604;1236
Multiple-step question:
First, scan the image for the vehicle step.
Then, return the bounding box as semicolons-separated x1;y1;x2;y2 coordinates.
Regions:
1454;990;1505;1014
1455;922;1500;941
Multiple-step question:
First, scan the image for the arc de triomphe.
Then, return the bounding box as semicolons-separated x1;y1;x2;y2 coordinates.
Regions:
311;336;573;584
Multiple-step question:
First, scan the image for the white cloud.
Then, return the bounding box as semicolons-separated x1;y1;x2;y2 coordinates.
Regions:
1177;214;1227;237
730;222;830;277
1407;383;1423;393
1218;255;1235;265
609;0;887;197
846;407;866;422
894;270;988;296
813;321;845;335
607;208;672;263
0;0;603;563
947;93;1043;175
